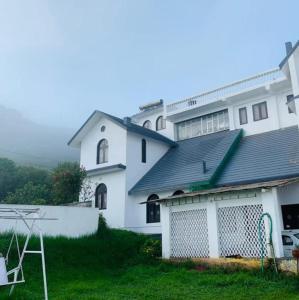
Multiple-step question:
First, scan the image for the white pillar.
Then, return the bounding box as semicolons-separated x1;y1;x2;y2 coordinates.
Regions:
161;204;171;258
261;188;284;258
227;106;235;130
206;200;220;258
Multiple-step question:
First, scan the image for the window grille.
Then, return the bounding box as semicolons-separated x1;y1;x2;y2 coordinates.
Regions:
217;204;266;257
170;209;209;258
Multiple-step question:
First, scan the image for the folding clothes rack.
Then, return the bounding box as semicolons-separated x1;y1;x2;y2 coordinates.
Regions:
0;207;56;300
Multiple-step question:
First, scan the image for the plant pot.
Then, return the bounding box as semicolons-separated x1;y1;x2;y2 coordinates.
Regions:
292;249;299;259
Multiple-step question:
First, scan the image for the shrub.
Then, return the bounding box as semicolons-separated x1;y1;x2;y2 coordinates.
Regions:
140;238;162;259
96;214;110;237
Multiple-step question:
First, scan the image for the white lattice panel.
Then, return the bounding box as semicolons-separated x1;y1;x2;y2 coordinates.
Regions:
170;209;209;258
217;204;266;257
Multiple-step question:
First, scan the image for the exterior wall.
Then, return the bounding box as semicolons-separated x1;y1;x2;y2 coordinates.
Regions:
87;171;126;228
161;188;284;259
132;109;174;140
171;86;296;140
0;204;99;237
80;117;127;170
277;182;299;205
125;132;170;191
125;191;169;234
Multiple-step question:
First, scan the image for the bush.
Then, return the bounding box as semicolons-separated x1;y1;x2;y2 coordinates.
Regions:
140;238;162;259
96;213;110;237
52;162;86;205
4;182;51;205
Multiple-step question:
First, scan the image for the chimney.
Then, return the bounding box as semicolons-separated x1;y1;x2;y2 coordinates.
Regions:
285;42;293;55
123;117;131;125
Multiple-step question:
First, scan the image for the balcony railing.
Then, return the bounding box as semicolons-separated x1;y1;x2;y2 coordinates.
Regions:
166;68;285;114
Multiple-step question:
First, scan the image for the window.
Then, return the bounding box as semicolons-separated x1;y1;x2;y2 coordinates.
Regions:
143;120;152;129
95;183;107;210
146;194;160;223
97;139;108;164
176;109;229;141
282;235;293;246
287;94;296;114
239;107;248;125
156;116;166;131
141;139;146;163
100;125;106;132
172;190;184;196
252;102;268;121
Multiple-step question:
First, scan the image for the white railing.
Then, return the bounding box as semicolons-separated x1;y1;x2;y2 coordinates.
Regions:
166;68;285;114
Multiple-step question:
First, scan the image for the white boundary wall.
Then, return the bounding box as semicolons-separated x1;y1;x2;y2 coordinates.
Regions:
0;204;99;238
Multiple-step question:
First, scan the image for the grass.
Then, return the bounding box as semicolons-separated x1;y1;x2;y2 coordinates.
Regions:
0;228;299;300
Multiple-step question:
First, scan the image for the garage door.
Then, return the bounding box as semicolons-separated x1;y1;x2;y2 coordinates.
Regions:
170;208;209;258
217;204;266;257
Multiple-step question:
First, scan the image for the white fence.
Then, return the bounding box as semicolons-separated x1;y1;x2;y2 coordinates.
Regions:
0;204;99;238
166;68;285;114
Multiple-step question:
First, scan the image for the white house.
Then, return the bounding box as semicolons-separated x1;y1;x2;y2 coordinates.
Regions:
69;41;299;259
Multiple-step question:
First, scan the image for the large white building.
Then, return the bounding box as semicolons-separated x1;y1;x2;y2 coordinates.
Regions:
69;41;299;259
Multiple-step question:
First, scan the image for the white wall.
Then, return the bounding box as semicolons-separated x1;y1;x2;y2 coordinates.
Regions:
232;93;297;136
126;190;173;234
80;117;127;170
132;109;174;140
0;204;99;238
160;189;285;259
277;182;299;205
86;171;126;228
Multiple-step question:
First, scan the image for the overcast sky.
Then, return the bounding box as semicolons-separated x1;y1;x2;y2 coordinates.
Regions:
0;0;298;129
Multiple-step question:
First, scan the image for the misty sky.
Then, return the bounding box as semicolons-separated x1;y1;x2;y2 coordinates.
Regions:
0;0;298;129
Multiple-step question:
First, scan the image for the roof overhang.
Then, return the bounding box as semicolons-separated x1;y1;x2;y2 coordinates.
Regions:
68;111;126;148
139;177;299;204
86;164;126;177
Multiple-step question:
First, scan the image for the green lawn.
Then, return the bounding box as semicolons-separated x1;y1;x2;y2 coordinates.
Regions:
0;229;299;300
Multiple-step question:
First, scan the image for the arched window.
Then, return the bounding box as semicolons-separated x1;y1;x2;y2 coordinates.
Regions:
97;139;108;164
146;194;160;223
156;116;165;131
95;183;107;210
142;139;146;163
143;120;152;129
173;190;184;196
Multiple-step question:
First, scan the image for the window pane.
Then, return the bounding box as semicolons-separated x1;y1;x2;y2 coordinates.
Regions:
239;107;247;125
260;103;268;119
253;104;260;121
175;109;229;140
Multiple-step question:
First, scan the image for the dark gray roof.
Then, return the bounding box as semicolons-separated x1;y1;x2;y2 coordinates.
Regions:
68;110;176;147
86;164;126;177
129;129;242;194
217;126;299;186
279;40;299;69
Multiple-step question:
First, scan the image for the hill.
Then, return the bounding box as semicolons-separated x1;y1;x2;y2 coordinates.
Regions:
0;104;79;168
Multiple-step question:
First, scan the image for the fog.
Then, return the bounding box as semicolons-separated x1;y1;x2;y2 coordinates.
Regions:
0;0;298;131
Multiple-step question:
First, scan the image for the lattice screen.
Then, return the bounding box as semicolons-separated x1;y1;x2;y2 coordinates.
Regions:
217;204;266;257
170;209;209;258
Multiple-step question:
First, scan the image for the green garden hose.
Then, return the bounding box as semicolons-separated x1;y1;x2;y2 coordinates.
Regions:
258;213;278;273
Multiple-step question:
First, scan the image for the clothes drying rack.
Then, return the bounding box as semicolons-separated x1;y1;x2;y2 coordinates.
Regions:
0;207;57;300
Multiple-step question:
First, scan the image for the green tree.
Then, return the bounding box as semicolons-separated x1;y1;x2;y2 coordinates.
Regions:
4;182;51;205
16;165;51;188
52;162;86;205
0;158;18;201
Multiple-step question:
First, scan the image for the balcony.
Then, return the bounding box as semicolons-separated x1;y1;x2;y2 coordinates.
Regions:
166;68;286;116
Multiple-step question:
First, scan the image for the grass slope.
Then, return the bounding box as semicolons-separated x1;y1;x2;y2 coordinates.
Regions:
0;229;299;300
